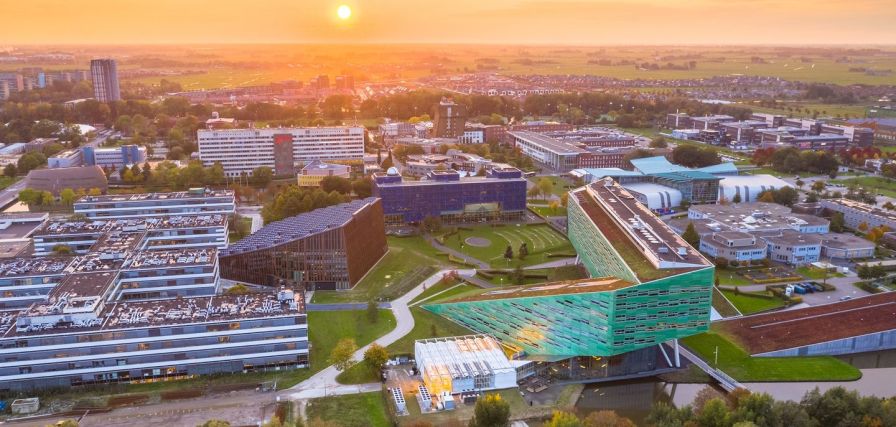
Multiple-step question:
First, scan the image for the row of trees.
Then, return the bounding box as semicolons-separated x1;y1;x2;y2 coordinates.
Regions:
671;145;722;168
752;147;839;177
260;186;351;224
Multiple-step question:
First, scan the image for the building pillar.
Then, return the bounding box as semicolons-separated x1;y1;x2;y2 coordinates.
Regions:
674;339;681;368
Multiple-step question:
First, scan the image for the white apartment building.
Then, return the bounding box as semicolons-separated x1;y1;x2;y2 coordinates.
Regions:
197;127;365;177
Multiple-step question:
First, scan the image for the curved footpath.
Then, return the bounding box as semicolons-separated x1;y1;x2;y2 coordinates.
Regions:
286;268;476;400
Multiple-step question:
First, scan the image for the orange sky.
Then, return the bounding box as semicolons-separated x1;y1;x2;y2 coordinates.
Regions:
2;0;894;45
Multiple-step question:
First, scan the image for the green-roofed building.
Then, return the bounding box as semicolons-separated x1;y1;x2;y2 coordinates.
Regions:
424;180;714;371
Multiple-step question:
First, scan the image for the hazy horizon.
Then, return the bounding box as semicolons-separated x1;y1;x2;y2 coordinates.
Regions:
3;0;894;45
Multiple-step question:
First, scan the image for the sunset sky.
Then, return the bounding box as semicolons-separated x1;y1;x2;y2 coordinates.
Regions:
2;0;894;45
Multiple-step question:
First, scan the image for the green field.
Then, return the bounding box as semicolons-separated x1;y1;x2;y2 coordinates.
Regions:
480;265;587;286
335;361;379;385
308;310;396;373
796;266;846;280
386;308;474;356
719;289;785;315
529;176;574;198
716;269;754;286
411;283;476;306
831;176;896;199
712;288;741;317
306;392;391;427
313;236;454;304
682;331;861;382
440;224;575;268
529;204;567;217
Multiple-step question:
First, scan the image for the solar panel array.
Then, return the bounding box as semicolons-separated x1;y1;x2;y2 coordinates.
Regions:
223;198;377;256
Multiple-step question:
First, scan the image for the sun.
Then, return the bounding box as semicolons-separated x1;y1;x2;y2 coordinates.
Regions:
336;4;352;20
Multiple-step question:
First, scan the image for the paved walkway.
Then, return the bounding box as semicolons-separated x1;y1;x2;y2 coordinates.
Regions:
524;258;578;269
426;236;490;268
286;269;475;400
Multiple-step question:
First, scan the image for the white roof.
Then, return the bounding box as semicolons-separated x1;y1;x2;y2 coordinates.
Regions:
621;182;683;210
415;335;515;380
720;174;790;188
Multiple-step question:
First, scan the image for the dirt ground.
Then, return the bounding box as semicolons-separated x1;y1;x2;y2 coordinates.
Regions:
7;390;284;427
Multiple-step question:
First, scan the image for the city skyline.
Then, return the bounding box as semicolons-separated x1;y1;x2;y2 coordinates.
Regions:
2;0;894;45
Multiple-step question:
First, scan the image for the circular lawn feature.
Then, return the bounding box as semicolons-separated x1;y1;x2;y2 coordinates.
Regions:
464;237;491;247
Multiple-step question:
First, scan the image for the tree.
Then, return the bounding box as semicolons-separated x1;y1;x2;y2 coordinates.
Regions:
198;420;231;427
3;164;16;177
421;215;442;234
363;343;389;373
17;152;47;175
328;338;358;372
811;180;826;193
858;222;869;232
251;166;273;187
352;178;373;198
830;212;845;233
504;245;514;261
511;265;525;285
672;145;721;168
583;410;635;427
731;193;741;204
367;299;379;323
682;222;700;247
59;188;76;205
544;411;583;427
469;393;510;427
320;175;352;194
649;136;667;149
537;177;554;200
795;179;804;189
518;242;529;259
52;244;72;255
476;166;487;177
696;398;731;427
758;191;776;203
225;284;250;295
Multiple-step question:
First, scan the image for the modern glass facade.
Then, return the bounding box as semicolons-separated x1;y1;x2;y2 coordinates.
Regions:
372;168;527;224
425;268;712;357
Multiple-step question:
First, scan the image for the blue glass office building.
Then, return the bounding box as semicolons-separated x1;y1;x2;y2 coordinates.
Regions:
372;168;527;224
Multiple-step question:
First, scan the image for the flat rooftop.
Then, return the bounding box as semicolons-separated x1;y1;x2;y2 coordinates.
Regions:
9;289;305;337
124;248;217;269
373;174;525;187
36;215;227;236
90;231;145;254
75;188;233;204
825;198;896;223
415;335;516;379
0;257;71;278
820;233;875;250
690;202;828;232
717;293;896;355
509;131;589;155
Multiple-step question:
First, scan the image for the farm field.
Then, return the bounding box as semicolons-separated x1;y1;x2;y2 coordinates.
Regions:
440;223;575;268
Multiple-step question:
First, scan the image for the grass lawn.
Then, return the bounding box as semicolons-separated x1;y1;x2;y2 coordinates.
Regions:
0;176;18;190
412;284;476;306
716;270;754;286
481;265;587;286
529;204;567;217
313;236;454;303
529;176;574;197
307;392;391;427
440;224;575;268
408;277;461;305
796;266;845;280
831;176;896;199
712;288;741;317
335;361;379;385
719;289;785;315
308;310;396;373
681;331;861;382
386;308;474;356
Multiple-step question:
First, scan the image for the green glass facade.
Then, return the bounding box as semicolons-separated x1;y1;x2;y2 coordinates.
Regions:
567;197;638;282
424;268;712;357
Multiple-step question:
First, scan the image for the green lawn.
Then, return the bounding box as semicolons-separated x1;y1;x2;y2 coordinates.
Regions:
335;361;379;385
719;289;785;315
529;176;574;197
716;270;754;286
529;204;567;217
796;266;846;280
481;265;587;286
440;224;575;268
308;310;396;373
712;288;741;317
412;284;476;305
408;277;461;305
306;392;391;427
0;176;18;191
831;176;896;199
681;331;861;382
313;235;453;303
386;308;474;356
